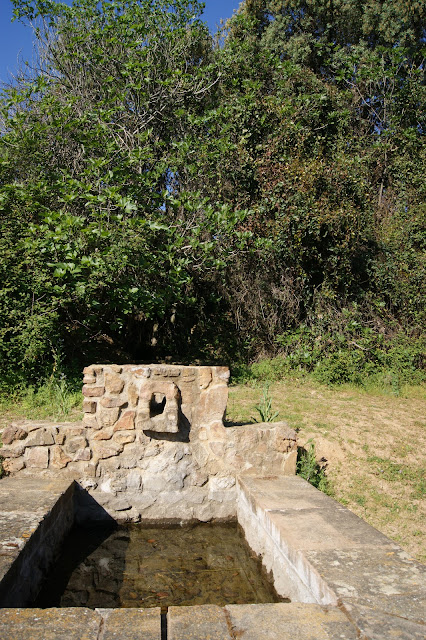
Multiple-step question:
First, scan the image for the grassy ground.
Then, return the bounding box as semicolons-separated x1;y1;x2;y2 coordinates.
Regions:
1;377;424;562
0;381;82;430
227;379;426;563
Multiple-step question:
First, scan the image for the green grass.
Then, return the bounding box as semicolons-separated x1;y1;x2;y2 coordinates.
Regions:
0;376;82;424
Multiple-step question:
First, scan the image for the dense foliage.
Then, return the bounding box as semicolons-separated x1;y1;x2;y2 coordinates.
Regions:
1;0;425;387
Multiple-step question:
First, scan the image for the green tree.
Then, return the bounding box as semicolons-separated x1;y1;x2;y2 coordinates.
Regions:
0;0;244;379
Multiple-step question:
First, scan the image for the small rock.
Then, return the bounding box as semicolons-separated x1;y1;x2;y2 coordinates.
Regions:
50;445;72;469
74;447;91;461
113;410;136;431
25;446;49;469
3;458;25;473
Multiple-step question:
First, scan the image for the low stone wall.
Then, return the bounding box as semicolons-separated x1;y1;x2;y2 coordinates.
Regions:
1;365;297;521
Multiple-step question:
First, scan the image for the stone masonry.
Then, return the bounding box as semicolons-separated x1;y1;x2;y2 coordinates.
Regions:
1;365;297;521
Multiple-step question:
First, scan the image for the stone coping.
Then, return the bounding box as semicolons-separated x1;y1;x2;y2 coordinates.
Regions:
0;604;360;639
236;475;426;639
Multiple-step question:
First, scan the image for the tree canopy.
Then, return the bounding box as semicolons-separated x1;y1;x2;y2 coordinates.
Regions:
1;0;424;386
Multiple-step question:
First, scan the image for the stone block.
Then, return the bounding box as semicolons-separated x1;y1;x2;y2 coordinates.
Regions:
99;607;160;640
142;474;170;492
55;431;66;445
113;431;135;446
282;450;297;475
126;470;143;490
50;445;72;469
25;421;49;432
109;497;132;511
209;421;228;439
93;429;113;441
1;443;26;459
25;428;55;447
83;366;95;375
168;605;231;640
198;368;212;389
2;458;25;473
98;407;120;427
189;470;209;487
108;365;123;373
1;425;27;446
225;603;358;639
0;608;101;640
74;448;91;462
83;375;96;384
209;476;236;490
113;410;136;431
92;442;123;460
197;384;228;424
97;457;122;473
213;366;231;382
131;366;151;378
66;426;87;438
100;396;126;409
127;383;139;407
151;366;180;377
209;441;226;458
82;386;105;397
104;372;125;395
64;436;87;455
25;447;49;469
83;415;100;429
343;602;426;640
83;400;97;414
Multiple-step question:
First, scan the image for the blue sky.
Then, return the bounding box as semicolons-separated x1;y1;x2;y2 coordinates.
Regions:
0;0;242;83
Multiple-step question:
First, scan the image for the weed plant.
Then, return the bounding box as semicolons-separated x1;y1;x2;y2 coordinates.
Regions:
252;385;279;422
296;439;332;495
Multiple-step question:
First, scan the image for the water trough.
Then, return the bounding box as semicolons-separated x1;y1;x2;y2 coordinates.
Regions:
0;365;424;639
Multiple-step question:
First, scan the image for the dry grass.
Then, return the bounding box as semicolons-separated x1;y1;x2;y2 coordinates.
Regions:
227;380;426;563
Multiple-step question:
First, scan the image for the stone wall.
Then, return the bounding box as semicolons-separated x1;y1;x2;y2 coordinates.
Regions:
1;365;297;521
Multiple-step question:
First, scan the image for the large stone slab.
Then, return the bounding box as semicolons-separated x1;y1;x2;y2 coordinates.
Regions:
304;547;426;623
0;476;73;514
0;477;75;606
266;504;399;551
343;603;426;640
225;603;358;639
168;604;232;639
99;608;161;640
239;474;351;512
0;608;100;640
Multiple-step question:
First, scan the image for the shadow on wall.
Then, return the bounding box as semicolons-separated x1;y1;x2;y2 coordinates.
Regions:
33;485;124;608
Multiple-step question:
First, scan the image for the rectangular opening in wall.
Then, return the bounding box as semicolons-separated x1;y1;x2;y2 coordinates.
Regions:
31;522;287;608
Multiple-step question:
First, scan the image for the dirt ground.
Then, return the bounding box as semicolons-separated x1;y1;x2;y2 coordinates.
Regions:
227;380;426;563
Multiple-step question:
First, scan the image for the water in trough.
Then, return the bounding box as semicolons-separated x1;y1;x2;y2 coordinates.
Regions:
33;521;285;609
